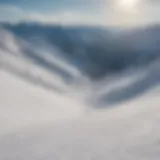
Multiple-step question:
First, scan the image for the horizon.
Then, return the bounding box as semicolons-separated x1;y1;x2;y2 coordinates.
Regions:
0;0;159;27
0;20;160;30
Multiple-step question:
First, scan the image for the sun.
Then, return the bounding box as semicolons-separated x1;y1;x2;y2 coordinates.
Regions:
117;0;139;11
109;0;142;26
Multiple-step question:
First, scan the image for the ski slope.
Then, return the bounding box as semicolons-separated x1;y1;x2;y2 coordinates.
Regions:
0;63;160;160
0;23;160;160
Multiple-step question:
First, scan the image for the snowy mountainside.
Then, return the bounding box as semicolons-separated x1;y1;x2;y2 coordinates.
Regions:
0;23;160;160
0;64;160;160
1;23;160;79
0;23;160;105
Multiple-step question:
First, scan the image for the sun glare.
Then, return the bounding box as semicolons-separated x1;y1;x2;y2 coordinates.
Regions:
109;0;142;26
117;0;140;11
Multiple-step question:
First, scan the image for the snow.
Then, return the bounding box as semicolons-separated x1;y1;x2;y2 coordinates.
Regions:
0;70;83;134
0;24;160;160
0;65;160;160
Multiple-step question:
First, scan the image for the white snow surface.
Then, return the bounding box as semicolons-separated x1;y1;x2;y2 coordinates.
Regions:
0;61;160;160
0;26;160;160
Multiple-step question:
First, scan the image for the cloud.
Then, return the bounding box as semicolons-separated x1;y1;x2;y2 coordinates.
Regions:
0;0;106;13
0;1;159;27
0;5;55;24
0;4;104;25
0;5;24;23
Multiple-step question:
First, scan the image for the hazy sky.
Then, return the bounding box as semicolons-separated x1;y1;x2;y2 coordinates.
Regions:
0;0;159;26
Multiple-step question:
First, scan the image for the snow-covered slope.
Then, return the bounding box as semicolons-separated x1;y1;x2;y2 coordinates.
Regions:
1;23;160;78
0;70;84;133
0;23;160;160
0;66;160;160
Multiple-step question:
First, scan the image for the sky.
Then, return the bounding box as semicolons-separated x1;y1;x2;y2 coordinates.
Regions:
0;0;159;26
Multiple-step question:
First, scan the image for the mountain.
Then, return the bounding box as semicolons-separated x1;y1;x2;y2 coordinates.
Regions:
0;50;160;160
0;22;160;106
0;23;160;160
1;23;160;80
